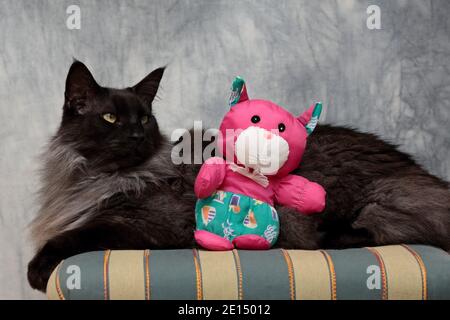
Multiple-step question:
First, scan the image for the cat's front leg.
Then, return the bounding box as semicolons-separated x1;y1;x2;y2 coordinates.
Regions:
27;219;145;292
27;229;101;292
28;241;67;292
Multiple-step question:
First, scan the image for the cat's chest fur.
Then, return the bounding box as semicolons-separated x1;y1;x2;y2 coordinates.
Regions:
31;138;179;249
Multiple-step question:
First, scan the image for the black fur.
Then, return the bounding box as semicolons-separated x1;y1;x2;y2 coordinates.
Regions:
27;62;450;292
288;125;450;250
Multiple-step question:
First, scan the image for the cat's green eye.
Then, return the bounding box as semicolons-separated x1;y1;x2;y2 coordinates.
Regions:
141;115;149;124
102;113;117;124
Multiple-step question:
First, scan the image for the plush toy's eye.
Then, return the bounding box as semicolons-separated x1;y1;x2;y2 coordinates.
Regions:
251;115;261;123
278;123;286;132
102;113;117;124
141;115;149;124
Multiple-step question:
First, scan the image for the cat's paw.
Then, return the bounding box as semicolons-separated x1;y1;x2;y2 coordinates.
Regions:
27;248;61;292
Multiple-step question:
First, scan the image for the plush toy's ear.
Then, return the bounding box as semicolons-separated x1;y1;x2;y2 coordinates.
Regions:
229;76;249;107
298;102;322;135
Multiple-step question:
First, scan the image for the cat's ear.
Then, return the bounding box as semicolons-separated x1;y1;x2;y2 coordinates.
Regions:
229;76;249;107
298;102;323;135
65;60;99;114
131;67;165;106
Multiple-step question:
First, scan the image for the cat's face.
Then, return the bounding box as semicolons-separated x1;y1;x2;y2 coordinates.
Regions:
58;61;165;171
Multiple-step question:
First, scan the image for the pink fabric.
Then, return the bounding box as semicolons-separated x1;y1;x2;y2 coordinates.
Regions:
237;82;249;103
194;230;233;250
194;157;227;198
195;158;275;204
220;165;275;204
232;235;270;250
194;230;270;250
297;104;316;126
272;175;326;215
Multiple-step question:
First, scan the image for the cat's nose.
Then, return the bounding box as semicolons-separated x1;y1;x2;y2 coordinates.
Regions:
128;132;144;141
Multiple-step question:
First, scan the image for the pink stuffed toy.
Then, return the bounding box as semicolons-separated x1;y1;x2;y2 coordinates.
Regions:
194;77;326;250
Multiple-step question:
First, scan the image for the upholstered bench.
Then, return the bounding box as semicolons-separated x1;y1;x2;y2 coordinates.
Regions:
47;245;450;300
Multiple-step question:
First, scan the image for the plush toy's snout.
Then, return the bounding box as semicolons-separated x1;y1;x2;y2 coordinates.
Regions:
235;126;290;175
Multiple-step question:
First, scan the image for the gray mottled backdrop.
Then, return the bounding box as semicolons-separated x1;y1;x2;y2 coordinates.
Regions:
0;0;449;299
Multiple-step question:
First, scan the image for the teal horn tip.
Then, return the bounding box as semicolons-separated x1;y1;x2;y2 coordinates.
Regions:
229;76;246;107
305;102;322;135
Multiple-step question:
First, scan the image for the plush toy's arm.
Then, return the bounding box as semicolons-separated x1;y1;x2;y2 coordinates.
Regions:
273;175;326;215
194;157;227;199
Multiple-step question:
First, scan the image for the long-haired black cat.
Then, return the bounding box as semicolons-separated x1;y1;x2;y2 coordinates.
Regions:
27;61;450;292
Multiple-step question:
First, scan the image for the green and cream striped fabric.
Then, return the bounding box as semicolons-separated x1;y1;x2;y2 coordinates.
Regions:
47;245;450;300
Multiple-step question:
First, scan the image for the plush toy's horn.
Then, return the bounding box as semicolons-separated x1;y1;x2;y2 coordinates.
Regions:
229;76;249;106
298;102;322;135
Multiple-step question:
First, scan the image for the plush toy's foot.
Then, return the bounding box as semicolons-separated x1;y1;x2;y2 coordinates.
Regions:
232;235;271;250
194;230;234;251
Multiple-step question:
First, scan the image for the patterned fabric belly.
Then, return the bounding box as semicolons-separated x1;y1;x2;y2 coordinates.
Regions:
195;190;279;245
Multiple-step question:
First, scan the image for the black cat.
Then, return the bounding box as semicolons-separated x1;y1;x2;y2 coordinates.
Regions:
27;61;450;292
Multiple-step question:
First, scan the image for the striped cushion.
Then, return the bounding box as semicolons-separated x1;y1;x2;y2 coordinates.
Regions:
47;245;450;300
